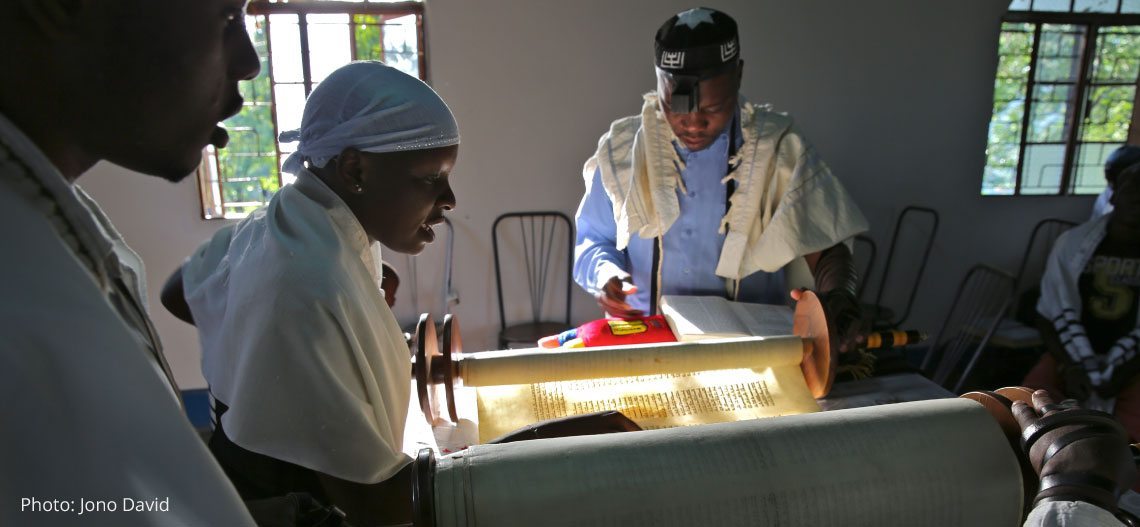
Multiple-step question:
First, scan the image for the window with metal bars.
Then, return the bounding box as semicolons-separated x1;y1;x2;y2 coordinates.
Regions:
983;0;1140;195
197;0;426;219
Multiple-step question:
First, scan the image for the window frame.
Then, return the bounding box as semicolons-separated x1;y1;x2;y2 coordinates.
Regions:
985;8;1140;196
197;0;427;219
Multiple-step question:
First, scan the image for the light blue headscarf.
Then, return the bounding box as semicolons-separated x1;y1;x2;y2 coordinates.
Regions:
280;61;460;174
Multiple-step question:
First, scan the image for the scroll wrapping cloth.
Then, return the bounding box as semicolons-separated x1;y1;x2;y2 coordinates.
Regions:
583;93;868;281
183;170;412;484
280;61;459;174
1037;214;1140;396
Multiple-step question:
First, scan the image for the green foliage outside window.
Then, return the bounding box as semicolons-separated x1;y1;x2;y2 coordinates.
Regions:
355;15;385;61
1082;26;1140;143
984;23;1034;195
218;17;280;216
983;20;1140;196
204;11;423;218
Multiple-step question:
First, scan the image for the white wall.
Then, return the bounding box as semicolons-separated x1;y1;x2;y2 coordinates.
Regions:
82;0;1098;389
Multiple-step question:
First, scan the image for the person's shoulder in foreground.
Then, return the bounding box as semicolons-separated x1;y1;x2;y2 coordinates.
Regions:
0;0;260;524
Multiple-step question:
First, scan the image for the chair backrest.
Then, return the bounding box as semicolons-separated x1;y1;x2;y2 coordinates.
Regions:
492;211;573;331
921;264;1016;392
872;206;940;328
1011;218;1077;318
853;234;877;301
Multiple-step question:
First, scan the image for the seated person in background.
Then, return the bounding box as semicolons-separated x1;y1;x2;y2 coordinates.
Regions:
381;261;400;308
162;61;460;526
1024;155;1140;446
572;8;868;352
1091;145;1140;220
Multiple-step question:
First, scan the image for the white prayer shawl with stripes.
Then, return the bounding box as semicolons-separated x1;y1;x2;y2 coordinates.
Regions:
1037;214;1140;393
583;93;868;281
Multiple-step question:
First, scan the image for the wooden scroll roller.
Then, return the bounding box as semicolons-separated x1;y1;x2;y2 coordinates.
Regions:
411;312;460;424
411;448;436;527
962;386;1140;524
960;387;1040;512
412;313;434;423
411;291;838;425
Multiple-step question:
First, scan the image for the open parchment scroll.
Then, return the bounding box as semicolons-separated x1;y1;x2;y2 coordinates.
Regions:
472;336;821;443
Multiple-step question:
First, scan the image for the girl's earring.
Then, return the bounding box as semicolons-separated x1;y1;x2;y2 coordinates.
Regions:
352;183;365;194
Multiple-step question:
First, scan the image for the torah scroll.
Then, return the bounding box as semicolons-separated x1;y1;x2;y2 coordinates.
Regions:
472;336;821;443
435;398;1023;527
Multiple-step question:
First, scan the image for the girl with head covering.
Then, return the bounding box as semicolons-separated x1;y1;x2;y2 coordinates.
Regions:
161;61;459;524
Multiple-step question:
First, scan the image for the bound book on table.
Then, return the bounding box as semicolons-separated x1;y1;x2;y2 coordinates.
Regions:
659;295;794;341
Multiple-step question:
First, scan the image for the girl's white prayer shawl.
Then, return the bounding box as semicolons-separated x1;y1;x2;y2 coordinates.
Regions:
182;169;412;484
583;93;868;281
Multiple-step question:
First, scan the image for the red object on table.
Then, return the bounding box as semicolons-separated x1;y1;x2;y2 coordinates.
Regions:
575;315;678;347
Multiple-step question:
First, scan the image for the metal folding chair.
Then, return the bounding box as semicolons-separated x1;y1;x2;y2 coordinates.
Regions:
988;218;1078;350
867;206;940;329
492;212;574;349
853;234;877;301
1011;218;1077;320
921;264;1016;392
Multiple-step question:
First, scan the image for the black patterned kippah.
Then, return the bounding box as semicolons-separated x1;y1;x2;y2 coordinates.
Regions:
654;8;739;75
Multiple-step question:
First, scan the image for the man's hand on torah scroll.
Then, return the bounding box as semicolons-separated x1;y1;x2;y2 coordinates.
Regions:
597;275;644;319
799;244;865;354
790;288;865;354
1012;389;1134;515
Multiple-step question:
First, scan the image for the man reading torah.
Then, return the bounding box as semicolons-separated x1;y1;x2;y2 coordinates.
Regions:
572;7;869;354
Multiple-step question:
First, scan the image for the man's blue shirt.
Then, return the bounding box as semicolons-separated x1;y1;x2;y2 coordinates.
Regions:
573;124;786;312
